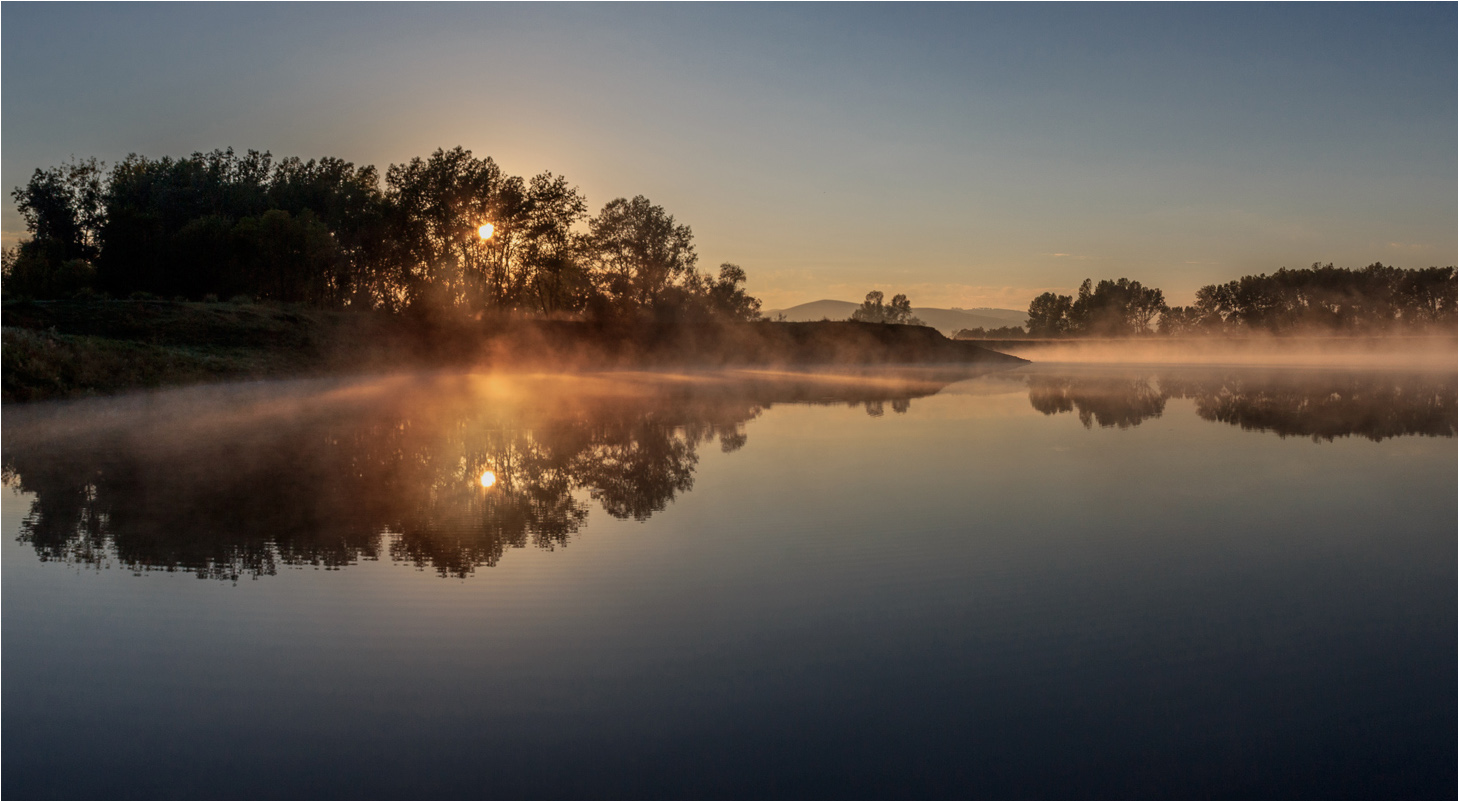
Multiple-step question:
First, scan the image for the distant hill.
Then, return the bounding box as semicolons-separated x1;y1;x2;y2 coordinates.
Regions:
762;300;1027;335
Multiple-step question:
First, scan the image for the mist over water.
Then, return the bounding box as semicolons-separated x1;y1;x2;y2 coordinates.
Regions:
980;334;1458;369
1;369;985;579
3;364;1454;797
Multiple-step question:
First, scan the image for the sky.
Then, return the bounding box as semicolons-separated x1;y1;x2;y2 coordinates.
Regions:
2;3;1454;310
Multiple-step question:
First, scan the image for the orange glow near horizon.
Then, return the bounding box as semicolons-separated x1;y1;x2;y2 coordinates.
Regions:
478;223;494;240
479;470;497;488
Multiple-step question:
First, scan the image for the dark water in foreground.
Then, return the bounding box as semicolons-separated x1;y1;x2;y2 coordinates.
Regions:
4;365;1455;799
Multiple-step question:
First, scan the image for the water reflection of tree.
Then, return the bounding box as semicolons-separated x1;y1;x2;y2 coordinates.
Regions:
3;370;966;580
1160;372;1457;442
1027;370;1457;441
1027;375;1166;428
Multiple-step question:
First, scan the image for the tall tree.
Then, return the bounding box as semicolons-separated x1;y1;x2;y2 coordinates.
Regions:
585;196;697;315
1068;278;1167;336
1026;292;1074;336
385;146;521;310
703;263;763;322
267;156;387;306
10;158;105;263
516;172;589;315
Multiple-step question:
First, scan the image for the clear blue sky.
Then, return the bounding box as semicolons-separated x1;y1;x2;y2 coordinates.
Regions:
3;2;1454;308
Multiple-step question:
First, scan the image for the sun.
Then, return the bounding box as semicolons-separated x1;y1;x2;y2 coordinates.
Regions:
479;470;497;488
477;223;494;240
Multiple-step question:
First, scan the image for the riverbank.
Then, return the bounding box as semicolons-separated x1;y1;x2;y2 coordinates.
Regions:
2;299;1026;403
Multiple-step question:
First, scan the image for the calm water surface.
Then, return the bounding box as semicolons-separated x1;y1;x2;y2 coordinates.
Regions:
4;365;1454;798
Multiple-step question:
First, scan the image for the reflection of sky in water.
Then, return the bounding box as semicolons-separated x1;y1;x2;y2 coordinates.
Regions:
3;367;1455;797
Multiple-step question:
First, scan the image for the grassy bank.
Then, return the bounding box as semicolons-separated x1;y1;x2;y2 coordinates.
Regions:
2;300;413;403
3;328;285;403
2;300;1025;403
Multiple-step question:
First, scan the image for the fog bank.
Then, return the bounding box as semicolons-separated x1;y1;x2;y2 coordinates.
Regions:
981;335;1457;369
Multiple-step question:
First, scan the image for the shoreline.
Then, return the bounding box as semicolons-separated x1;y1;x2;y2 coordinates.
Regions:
1;299;1026;404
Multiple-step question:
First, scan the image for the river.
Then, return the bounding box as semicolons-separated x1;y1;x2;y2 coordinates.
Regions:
3;364;1454;797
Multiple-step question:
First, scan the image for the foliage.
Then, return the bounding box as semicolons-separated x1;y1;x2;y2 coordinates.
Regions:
4;158;106;298
1025;265;1455;337
1074;278;1167;335
1026;292;1074;336
1026;278;1165;336
5;147;762;324
2;247;97;299
702;263;763;322
953;325;1026;339
585;195;697;317
1;326;277;403
850;290;925;326
10;158;105;263
1164;263;1458;334
386;146;526;310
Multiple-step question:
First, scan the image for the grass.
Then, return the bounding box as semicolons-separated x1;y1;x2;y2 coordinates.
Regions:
1;327;289;403
0;298;379;402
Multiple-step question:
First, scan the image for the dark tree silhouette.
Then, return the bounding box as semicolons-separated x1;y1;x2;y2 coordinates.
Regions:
953;325;1026;339
1026;292;1074;336
1025;278;1167;337
585;195;698;317
1172;263;1458;334
2;147;763;324
1020;265;1456;337
850;290;924;326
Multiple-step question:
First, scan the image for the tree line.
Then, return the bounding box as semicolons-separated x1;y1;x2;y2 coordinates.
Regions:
2;147;762;323
1025;264;1455;337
